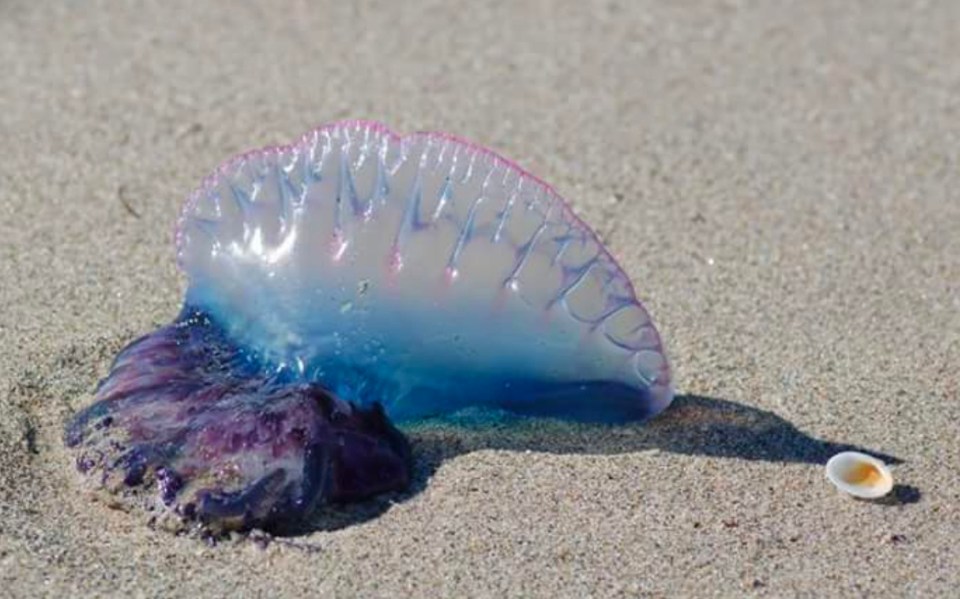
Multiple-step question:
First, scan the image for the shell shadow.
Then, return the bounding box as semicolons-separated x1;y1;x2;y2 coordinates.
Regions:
277;394;905;536
876;484;922;506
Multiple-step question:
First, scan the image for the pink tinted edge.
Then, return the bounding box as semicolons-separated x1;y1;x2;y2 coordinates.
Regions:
173;119;673;394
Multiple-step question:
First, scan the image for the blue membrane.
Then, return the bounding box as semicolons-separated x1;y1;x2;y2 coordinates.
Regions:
189;300;666;425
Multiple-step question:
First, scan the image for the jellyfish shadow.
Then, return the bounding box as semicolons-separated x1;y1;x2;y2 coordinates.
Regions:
281;394;908;536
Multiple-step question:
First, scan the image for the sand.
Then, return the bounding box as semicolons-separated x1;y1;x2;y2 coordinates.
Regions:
1;1;958;596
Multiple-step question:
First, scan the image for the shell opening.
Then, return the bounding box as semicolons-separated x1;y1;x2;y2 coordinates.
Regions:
825;451;893;499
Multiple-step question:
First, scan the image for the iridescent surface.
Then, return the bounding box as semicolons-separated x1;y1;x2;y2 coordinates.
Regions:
66;121;672;531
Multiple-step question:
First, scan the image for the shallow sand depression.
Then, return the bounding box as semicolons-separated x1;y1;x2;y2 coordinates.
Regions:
1;1;958;597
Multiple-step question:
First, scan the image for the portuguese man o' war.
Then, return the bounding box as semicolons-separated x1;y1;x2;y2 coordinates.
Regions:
65;121;673;532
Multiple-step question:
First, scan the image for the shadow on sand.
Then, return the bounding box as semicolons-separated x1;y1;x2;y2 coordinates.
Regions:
279;394;910;537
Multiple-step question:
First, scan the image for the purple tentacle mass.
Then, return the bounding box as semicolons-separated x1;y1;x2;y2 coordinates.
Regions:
66;311;410;532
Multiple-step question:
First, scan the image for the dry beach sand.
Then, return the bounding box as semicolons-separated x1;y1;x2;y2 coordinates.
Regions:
2;1;959;596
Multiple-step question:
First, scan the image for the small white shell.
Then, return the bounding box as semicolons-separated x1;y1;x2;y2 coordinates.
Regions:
825;451;894;499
